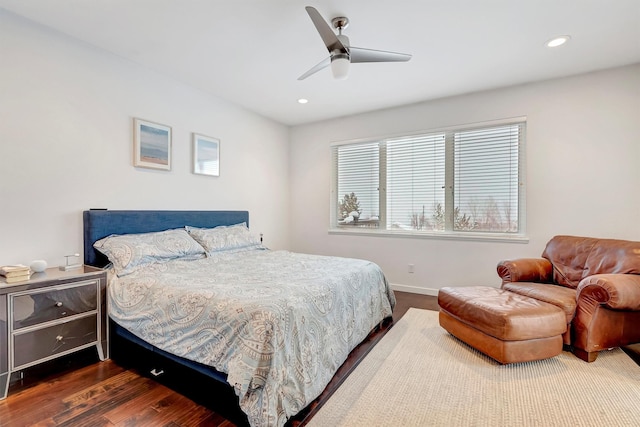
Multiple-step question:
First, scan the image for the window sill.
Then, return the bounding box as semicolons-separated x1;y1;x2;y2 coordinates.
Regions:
328;228;529;243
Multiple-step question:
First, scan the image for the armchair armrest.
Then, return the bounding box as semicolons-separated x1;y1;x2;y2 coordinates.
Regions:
496;258;553;284
577;274;640;311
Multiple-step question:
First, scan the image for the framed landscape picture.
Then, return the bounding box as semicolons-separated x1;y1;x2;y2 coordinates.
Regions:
193;133;220;176
133;118;172;170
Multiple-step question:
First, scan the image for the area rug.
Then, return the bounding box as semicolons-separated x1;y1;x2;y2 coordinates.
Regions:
307;308;640;427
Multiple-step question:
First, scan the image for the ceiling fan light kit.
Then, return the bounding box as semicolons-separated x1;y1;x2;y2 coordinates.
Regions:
331;54;350;80
299;6;412;81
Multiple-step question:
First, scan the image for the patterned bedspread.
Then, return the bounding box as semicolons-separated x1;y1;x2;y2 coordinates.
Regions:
108;249;395;427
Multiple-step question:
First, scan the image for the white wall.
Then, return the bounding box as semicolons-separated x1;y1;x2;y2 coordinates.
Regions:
0;11;291;266
289;64;640;295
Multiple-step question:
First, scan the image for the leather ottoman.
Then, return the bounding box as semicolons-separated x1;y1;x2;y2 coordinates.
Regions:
438;286;567;364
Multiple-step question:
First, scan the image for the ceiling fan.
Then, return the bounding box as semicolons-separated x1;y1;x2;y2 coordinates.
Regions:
298;6;412;81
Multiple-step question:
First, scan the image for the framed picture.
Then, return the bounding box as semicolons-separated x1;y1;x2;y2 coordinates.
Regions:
133;118;172;170
192;133;220;176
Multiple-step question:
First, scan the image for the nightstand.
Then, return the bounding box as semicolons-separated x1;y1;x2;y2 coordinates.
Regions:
0;266;108;400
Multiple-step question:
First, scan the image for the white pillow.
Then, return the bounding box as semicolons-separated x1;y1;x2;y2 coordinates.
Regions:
186;222;261;255
93;228;205;276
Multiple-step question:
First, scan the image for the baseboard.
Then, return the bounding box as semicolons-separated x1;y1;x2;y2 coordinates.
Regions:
390;283;439;296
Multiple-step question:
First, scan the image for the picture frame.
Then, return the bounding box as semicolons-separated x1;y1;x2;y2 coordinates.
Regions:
133;118;172;170
192;133;220;176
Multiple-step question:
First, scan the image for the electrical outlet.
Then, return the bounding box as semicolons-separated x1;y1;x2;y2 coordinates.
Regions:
408;264;415;273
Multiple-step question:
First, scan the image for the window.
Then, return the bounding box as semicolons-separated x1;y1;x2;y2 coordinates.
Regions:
331;119;525;238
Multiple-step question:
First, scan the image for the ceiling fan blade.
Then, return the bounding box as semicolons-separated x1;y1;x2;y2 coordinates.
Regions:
350;47;412;63
305;6;346;53
298;56;331;80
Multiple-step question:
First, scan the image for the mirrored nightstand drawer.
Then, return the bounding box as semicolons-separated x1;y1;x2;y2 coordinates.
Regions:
11;314;98;369
10;280;98;330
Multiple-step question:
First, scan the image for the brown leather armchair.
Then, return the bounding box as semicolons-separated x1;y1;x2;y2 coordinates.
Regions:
497;235;640;362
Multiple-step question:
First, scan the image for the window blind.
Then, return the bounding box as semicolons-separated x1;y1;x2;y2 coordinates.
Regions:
385;133;446;231
453;123;523;232
333;142;380;227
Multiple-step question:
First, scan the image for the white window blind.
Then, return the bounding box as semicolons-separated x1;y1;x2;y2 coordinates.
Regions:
334;142;380;227
453;124;522;232
386;134;446;231
331;118;525;237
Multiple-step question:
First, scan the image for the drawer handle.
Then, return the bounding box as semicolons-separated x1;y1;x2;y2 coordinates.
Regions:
150;369;164;377
55;302;63;307
56;335;64;342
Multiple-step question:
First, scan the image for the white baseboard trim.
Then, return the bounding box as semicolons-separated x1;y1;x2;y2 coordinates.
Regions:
390;283;439;297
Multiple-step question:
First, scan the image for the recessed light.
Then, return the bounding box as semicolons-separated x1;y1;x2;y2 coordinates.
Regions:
298;98;309;104
546;35;571;48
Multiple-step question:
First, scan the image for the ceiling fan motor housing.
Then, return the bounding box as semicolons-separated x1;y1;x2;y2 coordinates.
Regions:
337;34;350;49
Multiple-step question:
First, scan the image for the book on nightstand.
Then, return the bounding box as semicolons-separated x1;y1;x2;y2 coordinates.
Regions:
2;273;32;283
0;264;32;283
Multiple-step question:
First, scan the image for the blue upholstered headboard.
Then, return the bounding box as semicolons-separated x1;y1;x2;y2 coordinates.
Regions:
83;210;249;268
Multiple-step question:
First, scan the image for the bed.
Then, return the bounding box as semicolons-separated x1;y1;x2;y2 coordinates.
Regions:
83;209;395;427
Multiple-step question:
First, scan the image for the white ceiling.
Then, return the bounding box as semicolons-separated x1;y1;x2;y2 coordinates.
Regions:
2;1;639;126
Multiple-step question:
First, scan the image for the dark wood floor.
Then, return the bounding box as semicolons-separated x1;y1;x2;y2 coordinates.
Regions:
1;291;637;427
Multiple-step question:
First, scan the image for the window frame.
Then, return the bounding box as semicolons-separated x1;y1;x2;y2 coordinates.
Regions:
329;117;528;242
